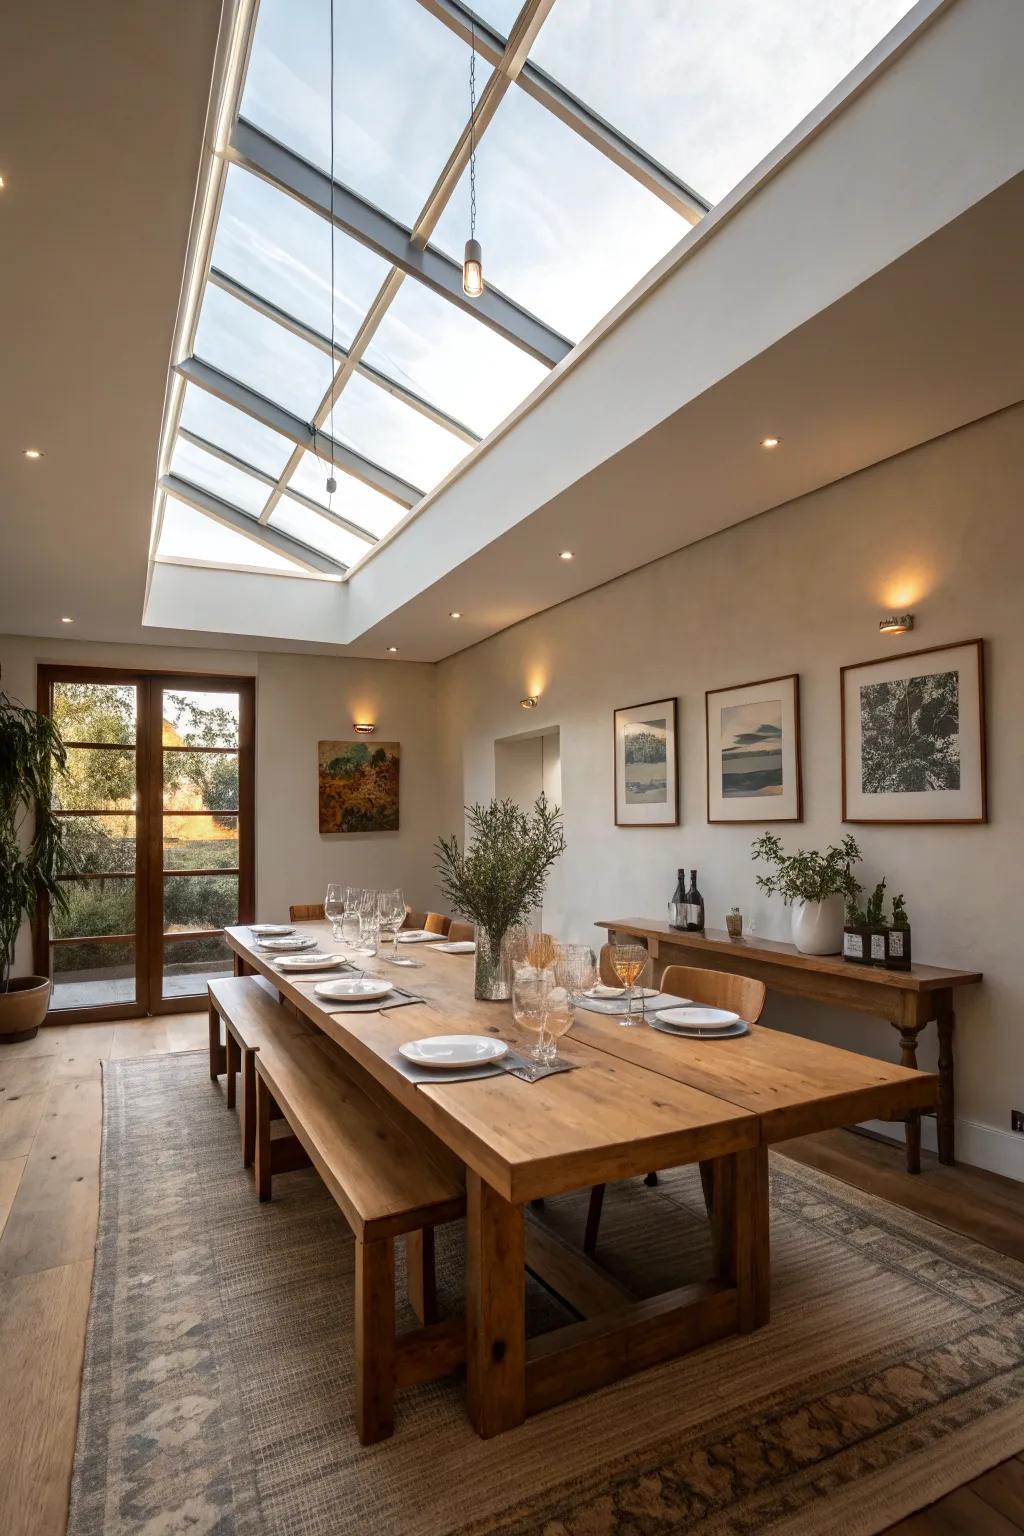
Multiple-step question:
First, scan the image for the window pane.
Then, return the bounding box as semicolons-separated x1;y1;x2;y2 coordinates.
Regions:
364;279;548;436
52;682;136;745
287;452;405;537
179;382;294;478
164;875;239;932
157;499;306;575
467;0;521;32
55;748;136;812
242;0;491;227
212;165;389;348
51;941;135;1011
164;750;239;812
270;498;374;568
52;878;135;938
163;935;233;999
192;283;334;419
163;690;240;748
59;813;136;874
164;814;239;872
327;373;469;493
433;84;687;341
530;0;916;205
170;436;270;516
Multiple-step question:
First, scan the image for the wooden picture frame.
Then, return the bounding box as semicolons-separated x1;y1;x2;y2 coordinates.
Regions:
840;638;986;824
613;698;679;827
705;673;802;823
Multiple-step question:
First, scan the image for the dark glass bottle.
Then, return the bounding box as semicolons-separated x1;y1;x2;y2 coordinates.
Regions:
685;870;705;932
668;869;686;929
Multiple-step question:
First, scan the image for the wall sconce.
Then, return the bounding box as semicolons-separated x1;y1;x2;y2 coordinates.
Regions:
520;696;539;710
879;614;914;635
353;722;376;736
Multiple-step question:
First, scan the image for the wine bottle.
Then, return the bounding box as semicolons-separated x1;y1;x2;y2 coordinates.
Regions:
685;870;705;932
668;869;686;929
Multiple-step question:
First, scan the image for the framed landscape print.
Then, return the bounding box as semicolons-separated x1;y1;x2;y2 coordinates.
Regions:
318;740;400;833
613;699;678;826
706;674;802;822
840;639;986;823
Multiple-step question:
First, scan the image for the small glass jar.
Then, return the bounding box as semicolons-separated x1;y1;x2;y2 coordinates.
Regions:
726;907;743;941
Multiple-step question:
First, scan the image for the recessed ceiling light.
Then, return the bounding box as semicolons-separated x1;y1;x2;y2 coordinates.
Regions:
449;611;461;619
760;437;780;449
558;550;574;561
24;448;43;459
386;645;398;653
60;616;74;624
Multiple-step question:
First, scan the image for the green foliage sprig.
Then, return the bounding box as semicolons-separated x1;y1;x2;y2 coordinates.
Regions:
0;691;79;990
891;892;910;929
865;879;888;927
751;831;862;908
434;796;566;948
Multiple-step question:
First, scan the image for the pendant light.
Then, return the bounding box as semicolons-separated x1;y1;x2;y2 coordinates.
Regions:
322;0;339;498
462;24;484;299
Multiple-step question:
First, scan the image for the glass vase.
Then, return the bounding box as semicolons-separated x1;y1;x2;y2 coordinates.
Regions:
474;927;512;1001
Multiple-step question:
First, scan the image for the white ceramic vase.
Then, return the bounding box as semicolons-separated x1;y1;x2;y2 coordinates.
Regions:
790;894;845;955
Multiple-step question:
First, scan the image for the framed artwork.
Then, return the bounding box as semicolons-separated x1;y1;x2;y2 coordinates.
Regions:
840;638;986;823
613;699;678;826
705;674;802;823
318;740;400;833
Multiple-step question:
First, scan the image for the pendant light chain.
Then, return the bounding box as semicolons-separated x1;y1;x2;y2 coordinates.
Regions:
314;0;339;500
462;20;484;297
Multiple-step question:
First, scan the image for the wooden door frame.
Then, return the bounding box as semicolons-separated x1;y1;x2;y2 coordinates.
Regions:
34;664;255;1023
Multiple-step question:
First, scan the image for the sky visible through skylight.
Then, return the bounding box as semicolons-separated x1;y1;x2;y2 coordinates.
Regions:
157;0;917;580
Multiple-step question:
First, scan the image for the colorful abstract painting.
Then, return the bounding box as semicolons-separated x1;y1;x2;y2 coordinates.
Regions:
318;740;400;833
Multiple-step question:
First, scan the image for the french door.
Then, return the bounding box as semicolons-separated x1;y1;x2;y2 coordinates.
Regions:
36;667;254;1020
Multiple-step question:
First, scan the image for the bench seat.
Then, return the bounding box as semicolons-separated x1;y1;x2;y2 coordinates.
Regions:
208;975;295;1166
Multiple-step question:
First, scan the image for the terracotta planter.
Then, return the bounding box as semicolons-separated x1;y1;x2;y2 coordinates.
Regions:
0;976;51;1043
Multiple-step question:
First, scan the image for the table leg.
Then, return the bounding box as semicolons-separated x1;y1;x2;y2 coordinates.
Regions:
894;1023;923;1175
936;997;956;1166
702;1149;769;1331
465;1171;525;1438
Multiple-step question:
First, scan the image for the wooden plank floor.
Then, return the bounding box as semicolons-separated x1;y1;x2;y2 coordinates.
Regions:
0;1017;1021;1536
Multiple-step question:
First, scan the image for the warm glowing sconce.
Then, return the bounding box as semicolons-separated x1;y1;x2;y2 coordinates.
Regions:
353;722;376;736
520;696;539;710
879;614;914;635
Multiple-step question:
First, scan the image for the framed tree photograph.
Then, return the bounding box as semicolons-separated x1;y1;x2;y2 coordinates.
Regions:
613;699;678;826
841;639;986;823
706;674;802;823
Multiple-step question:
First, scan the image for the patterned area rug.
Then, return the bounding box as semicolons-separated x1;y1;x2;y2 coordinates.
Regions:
69;1053;1024;1536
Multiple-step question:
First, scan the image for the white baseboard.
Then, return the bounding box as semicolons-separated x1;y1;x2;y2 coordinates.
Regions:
858;1115;1024;1182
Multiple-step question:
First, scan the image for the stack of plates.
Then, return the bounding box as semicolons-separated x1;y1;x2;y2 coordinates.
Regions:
399;1035;507;1069
275;951;346;972
651;1006;748;1039
249;924;293;937
257;934;318;953
313;977;394;1003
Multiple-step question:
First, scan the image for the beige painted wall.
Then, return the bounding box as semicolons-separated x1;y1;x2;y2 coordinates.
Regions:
436;405;1024;1178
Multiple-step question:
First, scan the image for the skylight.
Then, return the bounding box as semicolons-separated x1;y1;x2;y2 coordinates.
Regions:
153;0;917;583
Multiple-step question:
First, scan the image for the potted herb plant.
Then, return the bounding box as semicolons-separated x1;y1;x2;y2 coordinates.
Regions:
864;878;889;966
887;892;912;970
842;888;870;965
435;796;566;1000
751;832;862;955
1;690;76;1042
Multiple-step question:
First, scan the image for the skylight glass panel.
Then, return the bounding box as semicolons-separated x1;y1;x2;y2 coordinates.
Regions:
241;0;492;228
467;1;522;34
157;498;303;573
211;165;389;348
530;0;917;205
327;373;470;494
287;451;405;538
270;497;375;567
363;279;548;437
169;437;270;516
433;83;687;342
178;383;294;477
192;284;334;420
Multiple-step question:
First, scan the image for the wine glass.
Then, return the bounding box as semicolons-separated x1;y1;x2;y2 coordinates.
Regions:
541;945;597;1064
325;883;344;941
379;887;405;961
610;943;648;1027
512;965;551;1078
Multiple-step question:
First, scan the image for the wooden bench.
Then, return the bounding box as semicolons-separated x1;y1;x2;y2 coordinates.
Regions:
208;976;292;1167
254;1027;466;1444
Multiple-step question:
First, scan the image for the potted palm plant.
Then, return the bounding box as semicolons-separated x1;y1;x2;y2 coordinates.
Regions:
1;690;76;1041
751;832;862;955
435;796;566;1000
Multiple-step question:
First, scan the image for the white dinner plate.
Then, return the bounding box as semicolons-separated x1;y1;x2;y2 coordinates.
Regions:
585;984;658;1000
399;1035;508;1069
655;1006;740;1031
257;935;318;952
314;977;393;1002
650;1018;749;1040
249;924;294;936
431;940;476;954
397;931;439;944
275;952;346;972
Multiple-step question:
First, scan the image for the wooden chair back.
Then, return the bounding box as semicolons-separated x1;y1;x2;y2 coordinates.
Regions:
660;963;766;1023
423;912;452;936
289;903;325;922
402;906;427;930
447;920;475;943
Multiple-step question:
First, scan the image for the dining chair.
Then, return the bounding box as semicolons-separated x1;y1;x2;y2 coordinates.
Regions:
289;903;325;922
447;920;475;943
402;906;427;930
583;962;767;1255
423;912;452;936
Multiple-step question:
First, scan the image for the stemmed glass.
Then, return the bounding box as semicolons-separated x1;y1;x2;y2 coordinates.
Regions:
324;883;344;941
379;888;405;961
541;944;597;1064
610;943;649;1027
512;964;552;1080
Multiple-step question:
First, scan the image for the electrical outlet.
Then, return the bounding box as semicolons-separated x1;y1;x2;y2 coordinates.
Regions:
1012;1110;1024;1135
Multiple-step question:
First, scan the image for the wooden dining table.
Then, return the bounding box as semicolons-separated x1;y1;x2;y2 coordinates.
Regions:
225;922;937;1438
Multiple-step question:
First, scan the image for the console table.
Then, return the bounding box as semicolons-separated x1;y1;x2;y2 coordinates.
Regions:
596;919;982;1174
